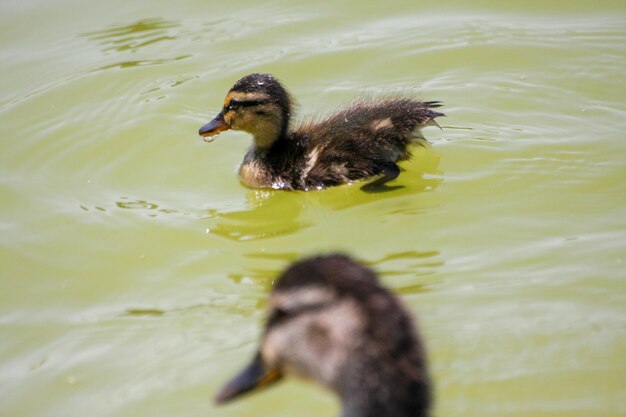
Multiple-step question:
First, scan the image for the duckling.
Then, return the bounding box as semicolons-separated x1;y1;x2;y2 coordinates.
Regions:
215;254;431;417
199;73;443;191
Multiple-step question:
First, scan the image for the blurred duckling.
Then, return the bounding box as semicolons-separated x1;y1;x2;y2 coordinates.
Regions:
199;73;443;191
215;254;431;417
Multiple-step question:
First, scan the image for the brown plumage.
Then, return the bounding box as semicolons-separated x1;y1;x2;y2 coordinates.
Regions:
199;73;443;191
214;254;431;417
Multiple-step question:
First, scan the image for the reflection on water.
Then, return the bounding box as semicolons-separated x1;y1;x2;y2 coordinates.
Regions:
207;146;441;242
79;196;211;219
92;55;192;72
366;249;444;294
208;192;310;241
139;75;197;98
227;268;276;289
227;251;303;288
116;197;159;210
121;302;255;319
224;249;443;292
123;308;165;317
244;251;302;261
81;18;181;53
81;18;192;73
367;249;441;265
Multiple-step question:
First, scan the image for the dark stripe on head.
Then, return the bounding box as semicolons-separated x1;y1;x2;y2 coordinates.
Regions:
227;99;270;110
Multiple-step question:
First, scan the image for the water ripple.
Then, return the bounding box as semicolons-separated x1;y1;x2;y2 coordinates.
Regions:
81;18;181;54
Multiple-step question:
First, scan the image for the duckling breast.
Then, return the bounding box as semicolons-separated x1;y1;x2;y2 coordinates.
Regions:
239;156;273;189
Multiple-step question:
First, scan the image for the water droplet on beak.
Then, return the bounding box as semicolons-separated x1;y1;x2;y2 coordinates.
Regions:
202;135;217;143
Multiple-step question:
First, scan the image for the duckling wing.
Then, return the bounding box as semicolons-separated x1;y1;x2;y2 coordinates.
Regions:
295;99;443;187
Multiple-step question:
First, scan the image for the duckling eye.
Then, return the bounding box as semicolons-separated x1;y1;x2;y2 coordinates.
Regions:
226;99;269;112
276;307;289;317
267;301;331;328
268;307;292;327
226;100;242;111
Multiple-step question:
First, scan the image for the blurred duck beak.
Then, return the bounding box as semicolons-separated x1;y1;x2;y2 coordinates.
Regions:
199;111;230;138
214;353;283;405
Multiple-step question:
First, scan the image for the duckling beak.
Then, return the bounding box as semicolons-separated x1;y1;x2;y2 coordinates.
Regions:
199;111;230;138
214;353;283;405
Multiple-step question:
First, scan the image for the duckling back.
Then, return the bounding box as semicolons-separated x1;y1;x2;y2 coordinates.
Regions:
290;98;443;189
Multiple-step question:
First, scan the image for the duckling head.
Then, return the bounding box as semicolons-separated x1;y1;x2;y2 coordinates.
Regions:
199;73;292;149
215;254;431;417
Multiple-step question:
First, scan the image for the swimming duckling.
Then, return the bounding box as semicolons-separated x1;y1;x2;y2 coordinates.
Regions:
199;73;443;191
215;254;431;417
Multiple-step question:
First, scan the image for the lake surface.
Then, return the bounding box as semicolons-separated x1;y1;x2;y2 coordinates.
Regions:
1;0;625;416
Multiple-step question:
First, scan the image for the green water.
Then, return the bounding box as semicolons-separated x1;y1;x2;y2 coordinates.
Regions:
1;0;625;416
